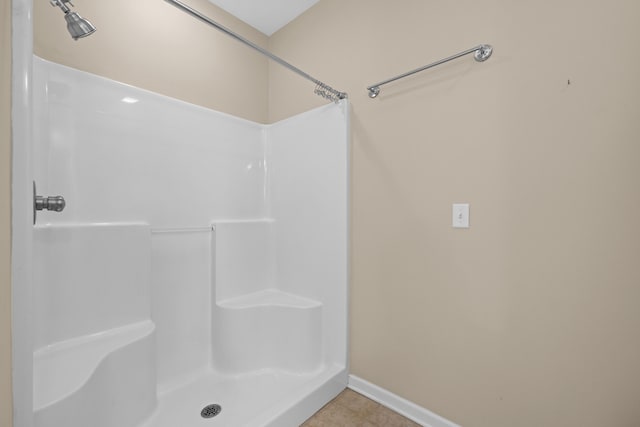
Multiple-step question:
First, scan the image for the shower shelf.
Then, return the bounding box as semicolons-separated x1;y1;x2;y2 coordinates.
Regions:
217;289;321;309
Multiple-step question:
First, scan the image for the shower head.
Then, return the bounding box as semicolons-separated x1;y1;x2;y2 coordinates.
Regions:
50;0;96;40
64;11;96;40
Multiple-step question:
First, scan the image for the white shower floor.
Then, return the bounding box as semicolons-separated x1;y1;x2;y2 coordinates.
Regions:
137;365;346;427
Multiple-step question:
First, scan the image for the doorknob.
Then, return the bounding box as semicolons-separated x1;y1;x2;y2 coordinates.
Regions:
34;181;66;224
35;195;66;212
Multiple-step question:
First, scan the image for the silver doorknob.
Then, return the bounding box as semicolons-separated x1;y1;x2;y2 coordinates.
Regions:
35;195;66;212
33;181;66;225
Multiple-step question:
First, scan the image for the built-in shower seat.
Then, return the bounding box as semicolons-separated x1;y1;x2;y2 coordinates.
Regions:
213;220;325;375
212;290;324;374
34;320;156;411
33;321;157;427
33;223;157;427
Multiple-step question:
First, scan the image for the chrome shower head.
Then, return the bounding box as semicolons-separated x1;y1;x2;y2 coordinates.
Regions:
51;0;96;40
64;11;96;40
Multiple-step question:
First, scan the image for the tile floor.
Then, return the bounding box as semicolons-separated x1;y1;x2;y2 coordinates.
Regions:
302;389;422;426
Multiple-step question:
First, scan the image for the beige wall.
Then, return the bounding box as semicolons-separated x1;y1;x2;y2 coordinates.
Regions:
269;1;640;426
34;0;269;123
1;0;13;424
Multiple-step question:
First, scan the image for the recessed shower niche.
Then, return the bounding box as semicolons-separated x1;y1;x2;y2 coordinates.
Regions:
31;57;349;427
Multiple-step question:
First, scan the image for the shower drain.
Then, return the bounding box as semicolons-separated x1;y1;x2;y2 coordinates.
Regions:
201;404;222;419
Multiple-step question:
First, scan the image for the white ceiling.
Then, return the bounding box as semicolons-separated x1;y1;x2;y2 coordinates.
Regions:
207;0;320;36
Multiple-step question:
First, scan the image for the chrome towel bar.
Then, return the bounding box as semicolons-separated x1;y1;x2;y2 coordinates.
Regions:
367;44;493;98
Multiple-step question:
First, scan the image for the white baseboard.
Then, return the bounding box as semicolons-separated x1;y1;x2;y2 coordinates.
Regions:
348;375;460;427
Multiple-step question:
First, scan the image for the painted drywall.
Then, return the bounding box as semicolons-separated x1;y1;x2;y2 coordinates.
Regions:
33;0;269;123
269;1;640;426
1;0;13;424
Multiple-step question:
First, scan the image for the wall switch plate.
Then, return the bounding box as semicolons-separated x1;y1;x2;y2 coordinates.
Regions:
452;203;470;228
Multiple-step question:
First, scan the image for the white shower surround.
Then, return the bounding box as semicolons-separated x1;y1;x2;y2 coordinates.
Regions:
30;57;349;427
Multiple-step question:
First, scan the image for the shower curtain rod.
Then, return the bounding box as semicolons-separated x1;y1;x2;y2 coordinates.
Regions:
164;0;348;103
366;44;493;99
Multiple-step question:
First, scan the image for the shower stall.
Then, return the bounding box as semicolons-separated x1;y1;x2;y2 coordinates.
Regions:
11;2;349;427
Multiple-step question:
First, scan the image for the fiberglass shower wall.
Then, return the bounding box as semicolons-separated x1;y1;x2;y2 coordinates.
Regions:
31;57;348;427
